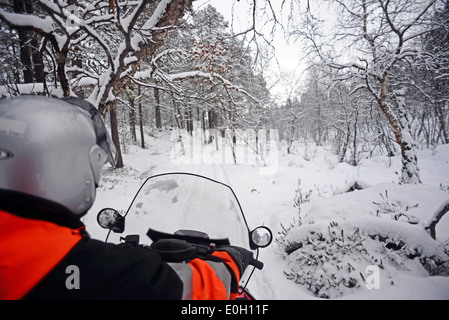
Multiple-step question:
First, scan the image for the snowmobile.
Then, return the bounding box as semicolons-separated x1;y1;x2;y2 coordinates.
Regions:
96;172;272;300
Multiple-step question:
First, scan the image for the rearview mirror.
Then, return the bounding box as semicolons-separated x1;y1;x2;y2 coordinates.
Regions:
97;208;125;233
250;226;273;249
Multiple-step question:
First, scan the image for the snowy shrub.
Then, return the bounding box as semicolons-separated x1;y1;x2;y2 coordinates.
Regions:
278;221;380;299
276;212;449;299
369;234;449;277
372;190;420;224
293;179;313;215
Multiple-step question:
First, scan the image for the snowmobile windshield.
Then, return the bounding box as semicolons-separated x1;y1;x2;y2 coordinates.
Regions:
108;173;252;250
103;173;259;286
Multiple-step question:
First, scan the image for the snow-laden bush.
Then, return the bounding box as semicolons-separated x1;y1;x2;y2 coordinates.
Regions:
276;184;449;299
278;221;377;298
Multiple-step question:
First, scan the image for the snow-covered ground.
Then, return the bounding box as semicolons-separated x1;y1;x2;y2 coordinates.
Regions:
84;129;449;300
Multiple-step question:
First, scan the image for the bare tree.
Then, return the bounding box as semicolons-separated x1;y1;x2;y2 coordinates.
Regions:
419;2;449;144
294;0;442;184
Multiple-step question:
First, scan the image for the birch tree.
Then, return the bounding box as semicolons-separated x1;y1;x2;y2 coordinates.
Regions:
295;0;443;184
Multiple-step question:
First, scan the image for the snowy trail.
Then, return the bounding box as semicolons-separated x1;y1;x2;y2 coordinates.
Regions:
196;154;289;299
185;147;278;298
88;133;449;300
194;143;230;184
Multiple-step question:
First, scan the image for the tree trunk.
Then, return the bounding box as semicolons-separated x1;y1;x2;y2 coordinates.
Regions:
339;125;350;163
109;104;124;168
317;106;323;147
11;29;20;83
138;84;145;149
13;0;33;83
351;108;359;166
109;0;116;14
31;35;44;83
154;87;162;129
173;99;185;156
435;81;449;144
378;79;421;184
185;106;193;135
287;115;297;155
129;96;137;142
202;110;208;144
12;0;45;85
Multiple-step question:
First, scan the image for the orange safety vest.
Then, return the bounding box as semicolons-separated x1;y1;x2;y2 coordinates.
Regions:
188;251;241;300
0;210;83;300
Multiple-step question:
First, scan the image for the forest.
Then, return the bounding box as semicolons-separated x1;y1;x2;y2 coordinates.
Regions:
0;0;448;183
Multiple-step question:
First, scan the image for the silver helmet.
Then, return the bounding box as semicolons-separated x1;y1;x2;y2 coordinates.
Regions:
0;96;117;216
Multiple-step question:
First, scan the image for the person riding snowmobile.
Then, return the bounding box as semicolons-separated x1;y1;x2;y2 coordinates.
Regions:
0;95;253;300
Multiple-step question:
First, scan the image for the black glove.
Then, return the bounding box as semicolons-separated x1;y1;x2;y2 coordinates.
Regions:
217;246;254;276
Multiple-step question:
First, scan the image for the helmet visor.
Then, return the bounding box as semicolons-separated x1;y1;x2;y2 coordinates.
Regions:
63;97;118;167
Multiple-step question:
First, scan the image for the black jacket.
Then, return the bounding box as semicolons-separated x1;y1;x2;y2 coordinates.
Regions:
25;237;183;300
0;191;239;300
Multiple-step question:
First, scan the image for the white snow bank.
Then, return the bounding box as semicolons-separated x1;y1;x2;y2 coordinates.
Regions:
277;183;449;299
84;129;449;300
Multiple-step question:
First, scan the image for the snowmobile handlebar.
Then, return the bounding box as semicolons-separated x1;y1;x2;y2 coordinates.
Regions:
249;257;264;270
147;237;264;270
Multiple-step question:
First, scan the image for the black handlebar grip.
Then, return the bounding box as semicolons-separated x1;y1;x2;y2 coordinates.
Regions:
250;258;264;270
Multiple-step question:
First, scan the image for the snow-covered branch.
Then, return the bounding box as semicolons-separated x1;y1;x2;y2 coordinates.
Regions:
425;199;449;240
0;0;195;113
0;10;53;33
